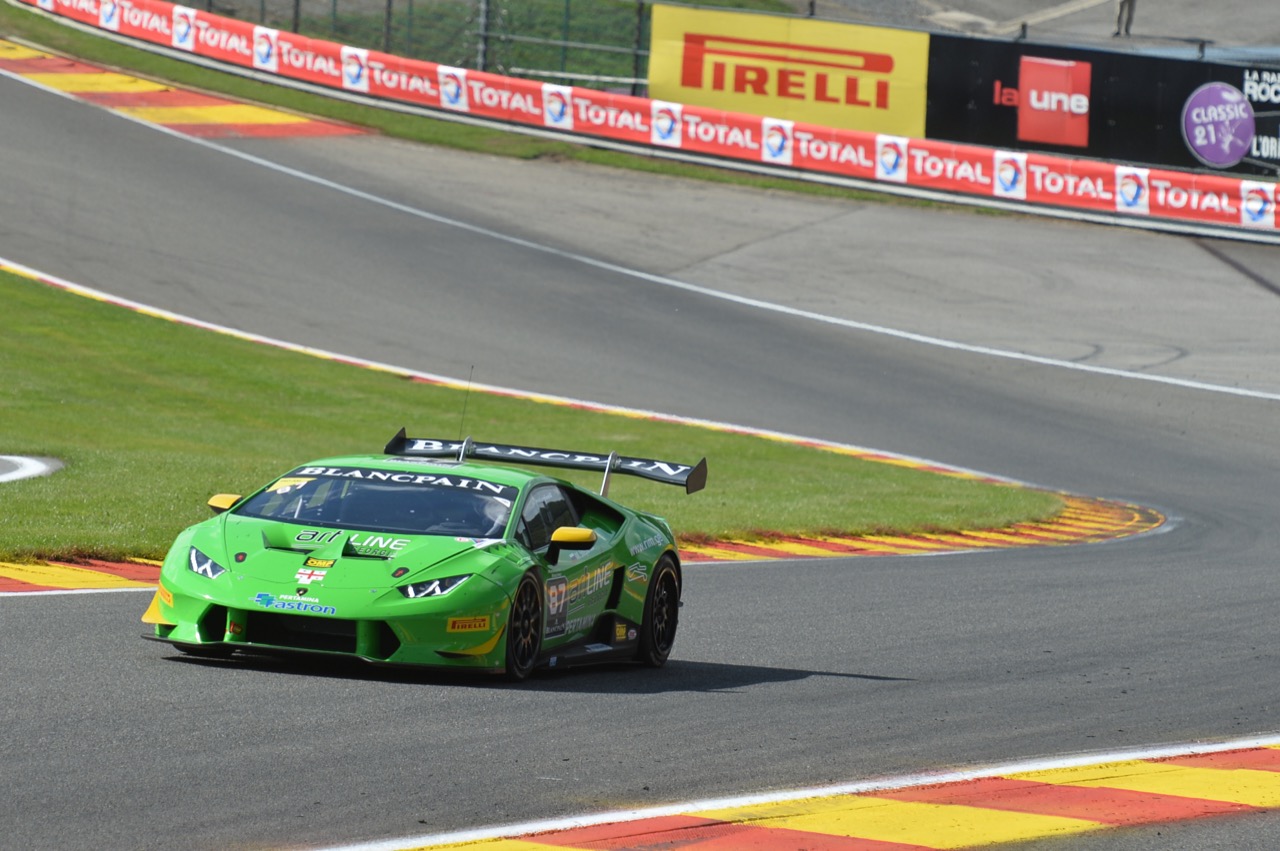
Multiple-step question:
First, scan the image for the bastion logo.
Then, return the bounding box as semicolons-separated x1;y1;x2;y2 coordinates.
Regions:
680;33;893;110
993;56;1091;148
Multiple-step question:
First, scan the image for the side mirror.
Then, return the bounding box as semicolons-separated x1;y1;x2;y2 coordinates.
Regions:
546;526;597;565
207;493;241;514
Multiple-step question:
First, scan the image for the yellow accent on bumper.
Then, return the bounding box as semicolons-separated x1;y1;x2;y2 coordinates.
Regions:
140;587;175;625
452;626;505;657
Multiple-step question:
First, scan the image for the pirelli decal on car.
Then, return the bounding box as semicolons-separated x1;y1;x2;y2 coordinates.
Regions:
447;616;490;632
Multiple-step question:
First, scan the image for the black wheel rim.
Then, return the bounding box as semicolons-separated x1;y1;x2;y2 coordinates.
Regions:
509;579;540;673
650;570;678;653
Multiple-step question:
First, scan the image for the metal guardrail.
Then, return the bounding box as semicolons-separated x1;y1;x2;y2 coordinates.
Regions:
506;69;646;85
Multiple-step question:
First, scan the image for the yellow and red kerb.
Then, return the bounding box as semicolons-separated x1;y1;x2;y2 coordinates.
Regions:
681;493;1165;562
401;746;1280;850
0;39;363;138
0;558;161;593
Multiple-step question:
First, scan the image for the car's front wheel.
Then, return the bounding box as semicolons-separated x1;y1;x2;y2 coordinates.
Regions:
636;556;680;667
503;573;543;682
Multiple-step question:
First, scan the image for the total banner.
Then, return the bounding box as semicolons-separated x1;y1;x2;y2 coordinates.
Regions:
17;0;1276;234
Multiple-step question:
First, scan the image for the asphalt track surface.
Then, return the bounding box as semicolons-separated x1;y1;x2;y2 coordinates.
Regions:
4;11;1280;851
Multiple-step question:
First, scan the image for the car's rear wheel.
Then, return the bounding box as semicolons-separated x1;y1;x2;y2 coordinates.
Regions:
636;556;680;667
503;573;543;682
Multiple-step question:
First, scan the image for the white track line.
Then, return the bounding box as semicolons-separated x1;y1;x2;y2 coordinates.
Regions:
0;586;154;599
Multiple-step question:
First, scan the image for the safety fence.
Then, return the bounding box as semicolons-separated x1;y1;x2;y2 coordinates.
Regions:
176;0;654;92
16;0;1280;239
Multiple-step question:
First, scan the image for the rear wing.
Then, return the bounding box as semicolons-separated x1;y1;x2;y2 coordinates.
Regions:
383;429;707;496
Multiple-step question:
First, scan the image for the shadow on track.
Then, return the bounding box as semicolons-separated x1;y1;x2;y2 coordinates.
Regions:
161;652;914;693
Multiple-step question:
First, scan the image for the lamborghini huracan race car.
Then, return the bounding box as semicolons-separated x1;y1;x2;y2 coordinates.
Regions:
142;430;707;681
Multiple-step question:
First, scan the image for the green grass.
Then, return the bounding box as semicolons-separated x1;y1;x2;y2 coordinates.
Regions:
0;269;1061;564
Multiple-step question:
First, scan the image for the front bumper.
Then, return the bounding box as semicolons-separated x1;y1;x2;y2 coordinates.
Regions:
142;582;510;670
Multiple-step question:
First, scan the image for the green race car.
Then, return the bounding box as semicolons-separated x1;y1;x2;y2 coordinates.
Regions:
142;430;707;681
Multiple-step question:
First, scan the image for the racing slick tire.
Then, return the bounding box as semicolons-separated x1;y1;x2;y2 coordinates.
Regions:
503;572;543;682
636;555;680;668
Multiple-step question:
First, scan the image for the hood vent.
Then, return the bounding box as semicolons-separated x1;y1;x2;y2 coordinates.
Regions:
260;530;312;554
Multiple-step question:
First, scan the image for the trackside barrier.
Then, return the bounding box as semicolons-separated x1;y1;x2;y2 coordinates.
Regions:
16;0;1280;238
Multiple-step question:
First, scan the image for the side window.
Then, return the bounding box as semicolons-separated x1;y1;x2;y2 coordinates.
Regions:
543;488;577;532
516;486;579;553
564;490;625;538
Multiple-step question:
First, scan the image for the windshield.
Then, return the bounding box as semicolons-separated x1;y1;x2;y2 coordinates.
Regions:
235;467;515;537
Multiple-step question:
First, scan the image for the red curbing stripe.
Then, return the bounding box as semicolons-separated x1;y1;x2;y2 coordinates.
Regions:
45;559;160;582
876;532;1005;550
772;537;887;555
992;528;1080;544
623;825;938;850
937;531;1026;548
0;578;61;593
1156;748;1280;772
690;540;815;559
0;55;82;72
169;121;365;138
819;539;934;555
528;814;722;844
76;89;227;108
531;814;935;850
876;776;1258;825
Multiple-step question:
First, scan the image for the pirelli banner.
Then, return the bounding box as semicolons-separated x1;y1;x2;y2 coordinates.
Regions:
648;4;929;138
926;34;1280;179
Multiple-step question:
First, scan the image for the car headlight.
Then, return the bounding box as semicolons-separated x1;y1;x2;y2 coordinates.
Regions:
187;547;227;579
398;575;470;598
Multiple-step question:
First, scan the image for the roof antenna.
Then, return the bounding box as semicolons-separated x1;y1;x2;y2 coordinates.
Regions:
457;365;474;440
